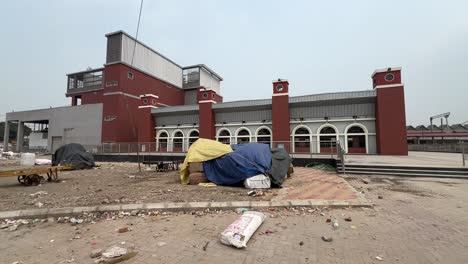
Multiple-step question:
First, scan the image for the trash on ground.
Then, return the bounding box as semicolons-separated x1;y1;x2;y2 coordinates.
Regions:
344;216;352;222
247;190;264;197
332;219;339;229
299;241;304;246
220;211;266;248
102;245;128;258
202;241;209;251
321;236;333;242
244;174;271;189
375;256;383;261
236;208;249;214
198;182;217;187
157;242;167;247
35;159;52;165
118;227;129;233
378;195;383;199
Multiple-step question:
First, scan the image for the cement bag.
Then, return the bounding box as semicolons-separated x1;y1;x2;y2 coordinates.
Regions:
220;211;265;248
244;174;271;189
35;159;52;165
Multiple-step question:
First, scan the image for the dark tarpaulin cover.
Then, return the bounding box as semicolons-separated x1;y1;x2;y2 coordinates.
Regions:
203;143;272;186
266;148;292;187
52;143;95;169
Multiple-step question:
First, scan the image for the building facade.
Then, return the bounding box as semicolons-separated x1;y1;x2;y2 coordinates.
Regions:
3;31;408;155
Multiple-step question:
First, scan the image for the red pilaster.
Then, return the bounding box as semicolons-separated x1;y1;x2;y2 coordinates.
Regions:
271;80;290;151
373;67;408;155
198;89;216;139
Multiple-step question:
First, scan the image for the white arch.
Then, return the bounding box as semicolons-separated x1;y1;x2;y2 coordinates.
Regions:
216;128;232;138
255;126;272;146
187;128;200;137
216;128;232;144
316;124;339;154
234;127;252;144
344;123;369;154
291;125;312;153
156;129;169;152
171;129;185;152
187;129;200;149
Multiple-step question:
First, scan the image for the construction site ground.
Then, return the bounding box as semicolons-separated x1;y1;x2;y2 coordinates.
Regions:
0;160;361;211
1;172;467;263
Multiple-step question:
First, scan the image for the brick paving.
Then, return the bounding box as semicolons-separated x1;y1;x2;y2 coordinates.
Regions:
2;175;468;263
276;167;358;200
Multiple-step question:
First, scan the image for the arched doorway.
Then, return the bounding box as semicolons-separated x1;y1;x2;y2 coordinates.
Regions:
319;126;338;153
293;126;311;153
346;125;367;153
172;131;184;152
256;127;272;147
236;128;251;144
156;131;168;152
217;129;231;144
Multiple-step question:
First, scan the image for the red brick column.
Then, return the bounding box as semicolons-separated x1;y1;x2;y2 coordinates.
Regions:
272;80;290;152
373;68;408;155
198;89;217;140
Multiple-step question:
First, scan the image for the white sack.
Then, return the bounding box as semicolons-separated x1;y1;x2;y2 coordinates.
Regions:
35;159;52;165
220;211;265;248
244;174;271;189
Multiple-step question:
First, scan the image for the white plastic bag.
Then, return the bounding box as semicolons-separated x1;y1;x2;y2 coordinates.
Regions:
220;211;265;248
244;174;271;189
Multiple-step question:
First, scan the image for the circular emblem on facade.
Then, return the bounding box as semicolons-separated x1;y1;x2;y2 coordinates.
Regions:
202;92;209;98
384;73;395;82
276;84;284;92
143;98;148;104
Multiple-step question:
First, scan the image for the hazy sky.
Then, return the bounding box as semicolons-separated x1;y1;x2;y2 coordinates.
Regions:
1;0;467;125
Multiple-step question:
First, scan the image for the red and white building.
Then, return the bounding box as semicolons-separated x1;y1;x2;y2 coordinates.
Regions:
3;31;408;155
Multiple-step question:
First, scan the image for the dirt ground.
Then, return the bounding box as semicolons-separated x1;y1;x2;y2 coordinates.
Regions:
1;174;468;263
0;160;339;210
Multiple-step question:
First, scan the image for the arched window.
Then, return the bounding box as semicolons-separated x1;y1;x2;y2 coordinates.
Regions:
318;125;338;153
172;131;184;152
293;126;311;153
346;125;367;153
217;129;231;144
188;130;199;147
157;131;168;152
256;127;272;146
236;128;251;144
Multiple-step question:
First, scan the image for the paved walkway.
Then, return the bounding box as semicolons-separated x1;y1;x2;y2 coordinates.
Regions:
346;151;465;167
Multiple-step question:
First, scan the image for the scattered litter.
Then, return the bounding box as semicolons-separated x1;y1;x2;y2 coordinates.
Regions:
220;211;266;248
130;210;140;216
156;242;167;247
320;213;325;216
35;202;44;208
299;241;304;246
50;240;54;243
350;225;357;229
35;158;52;165
30;191;48;198
118;227;129;233
198;182;217;187
344;216;352;222
321;236;333;242
332;219;339;229
378;195;383;199
326;218;331;223
90;249;103;258
70;218;83;225
236;208;249;214
247;190;264;197
102;245;128;258
362;178;370;184
375;256;383;261
202;241;209;251
244;174;271;189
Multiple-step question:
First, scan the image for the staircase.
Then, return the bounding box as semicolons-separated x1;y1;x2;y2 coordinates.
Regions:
336;161;468;178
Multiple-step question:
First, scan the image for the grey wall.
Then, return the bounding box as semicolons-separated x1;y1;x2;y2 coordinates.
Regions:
6;104;103;152
184;89;198;105
290;103;375;119
156;113;199;126
215;109;272;123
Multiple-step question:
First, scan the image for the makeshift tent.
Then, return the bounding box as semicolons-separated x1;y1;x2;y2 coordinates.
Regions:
203;143;272;186
180;138;233;184
265;148;291;187
52;143;95;169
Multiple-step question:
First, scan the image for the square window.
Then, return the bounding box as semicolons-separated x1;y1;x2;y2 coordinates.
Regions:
128;72;134;80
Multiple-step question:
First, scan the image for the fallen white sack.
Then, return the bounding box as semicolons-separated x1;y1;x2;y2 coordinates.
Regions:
244;174;271;189
220;211;266;248
35;159;52;165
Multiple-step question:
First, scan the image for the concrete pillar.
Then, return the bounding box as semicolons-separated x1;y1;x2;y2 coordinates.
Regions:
16;121;24;152
3;121;9;151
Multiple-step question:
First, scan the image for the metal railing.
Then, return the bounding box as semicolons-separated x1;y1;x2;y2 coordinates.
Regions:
408;142;468;153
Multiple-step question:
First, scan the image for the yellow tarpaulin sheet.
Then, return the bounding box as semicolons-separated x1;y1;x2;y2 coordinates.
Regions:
180;138;233;184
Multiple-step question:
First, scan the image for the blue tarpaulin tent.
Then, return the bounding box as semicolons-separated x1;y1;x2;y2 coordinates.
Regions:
203;143;272;185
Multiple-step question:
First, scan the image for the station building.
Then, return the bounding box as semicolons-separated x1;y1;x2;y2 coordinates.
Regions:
3;31;408;155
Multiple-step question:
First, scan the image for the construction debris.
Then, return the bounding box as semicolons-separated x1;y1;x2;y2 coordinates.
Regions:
220;211;265;248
